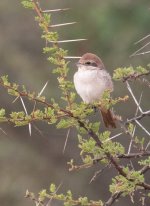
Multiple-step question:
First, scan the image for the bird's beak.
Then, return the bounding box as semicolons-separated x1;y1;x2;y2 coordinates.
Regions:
76;62;82;67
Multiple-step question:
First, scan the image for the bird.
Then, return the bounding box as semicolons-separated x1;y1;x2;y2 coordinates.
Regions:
74;53;116;128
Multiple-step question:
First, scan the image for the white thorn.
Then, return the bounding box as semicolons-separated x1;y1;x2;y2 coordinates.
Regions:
20;96;32;136
50;22;77;28
20;96;28;115
42;8;70;13
38;81;49;97
63;128;70;154
134;34;150;45
126;81;143;114
104;132;123;142
128;126;136;154
49;39;87;43
135;120;150;136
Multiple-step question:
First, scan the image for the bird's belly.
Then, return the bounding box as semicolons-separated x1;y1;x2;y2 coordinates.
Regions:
74;70;108;103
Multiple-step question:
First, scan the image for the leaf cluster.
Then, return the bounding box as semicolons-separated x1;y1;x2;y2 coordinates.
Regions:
0;1;149;206
25;183;103;206
113;66;149;81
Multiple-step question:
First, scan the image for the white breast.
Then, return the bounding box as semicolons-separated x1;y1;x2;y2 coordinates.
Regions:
74;67;113;103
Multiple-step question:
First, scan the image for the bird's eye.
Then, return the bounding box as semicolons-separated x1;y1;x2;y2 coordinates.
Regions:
85;61;91;65
85;61;97;67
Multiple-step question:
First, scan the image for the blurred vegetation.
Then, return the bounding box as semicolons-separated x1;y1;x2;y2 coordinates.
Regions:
0;0;150;206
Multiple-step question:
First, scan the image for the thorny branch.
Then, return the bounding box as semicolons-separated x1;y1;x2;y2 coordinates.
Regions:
123;81;150;138
104;192;122;206
69;151;150;172
126;110;150;124
122;71;150;82
4;58;149;201
0;78;72;117
1;68;148;204
1;1;149;206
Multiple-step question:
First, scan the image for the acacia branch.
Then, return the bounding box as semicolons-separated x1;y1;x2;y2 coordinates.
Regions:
140;165;150;174
20;4;150;191
104;192;122;206
1;76;149;193
70;152;150;171
7;2;150;206
118;151;150;159
122;71;150;82
125;110;150;124
0;78;72;117
104;180;150;206
32;0;49;33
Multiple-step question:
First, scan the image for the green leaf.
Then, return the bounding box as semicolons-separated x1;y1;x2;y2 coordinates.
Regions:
43;13;51;25
57;118;77;129
0;108;6;122
138;157;150;166
0;109;5;117
113;66;149;81
21;0;34;9
50;184;56;193
42;32;58;42
78;197;88;206
90;122;100;133
39;189;47;201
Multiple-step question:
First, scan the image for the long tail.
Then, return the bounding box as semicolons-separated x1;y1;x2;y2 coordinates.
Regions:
100;108;116;128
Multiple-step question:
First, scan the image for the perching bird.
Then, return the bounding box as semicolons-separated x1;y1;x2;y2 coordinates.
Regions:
74;53;116;128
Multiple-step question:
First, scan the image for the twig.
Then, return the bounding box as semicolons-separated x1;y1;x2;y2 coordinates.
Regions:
104;192;122;206
126;110;150;124
77;121;128;177
32;0;49;33
46;182;63;206
89;163;110;184
0;78;72;117
118;151;150;159
140;165;150;174
69;151;150;171
123;71;150;82
25;190;44;206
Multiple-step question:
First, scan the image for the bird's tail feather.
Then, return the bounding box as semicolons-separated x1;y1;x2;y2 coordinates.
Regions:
100;108;116;128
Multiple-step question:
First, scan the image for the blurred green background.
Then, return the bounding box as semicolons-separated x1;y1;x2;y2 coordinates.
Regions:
0;0;150;206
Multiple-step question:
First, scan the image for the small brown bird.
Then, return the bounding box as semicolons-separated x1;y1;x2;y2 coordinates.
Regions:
74;53;116;128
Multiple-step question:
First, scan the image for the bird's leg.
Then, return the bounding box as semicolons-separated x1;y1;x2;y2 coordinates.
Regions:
92;105;97;113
